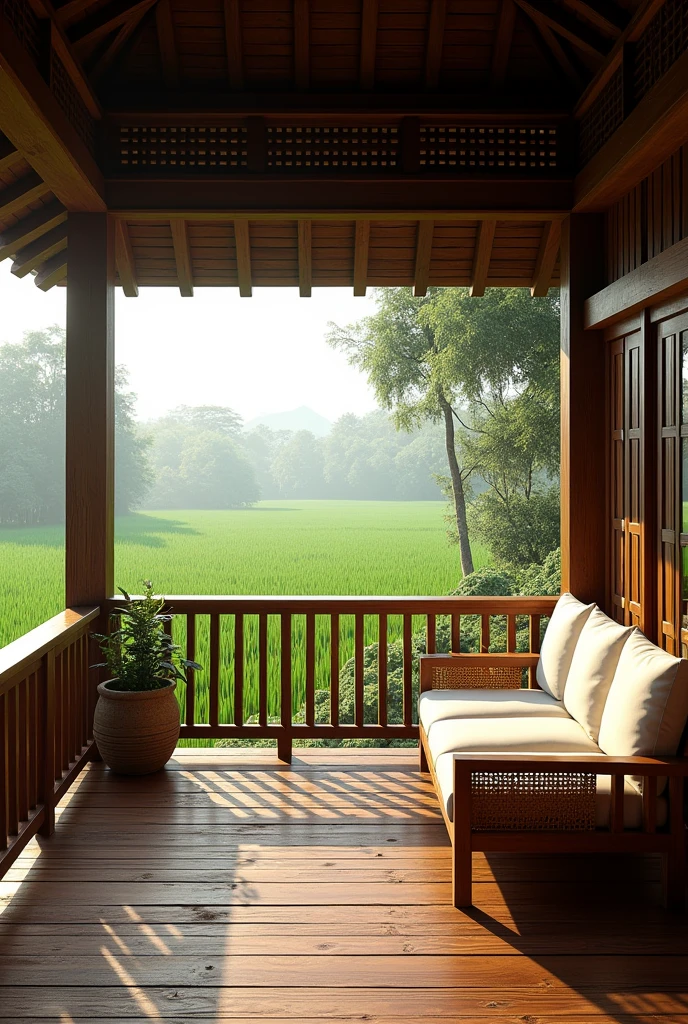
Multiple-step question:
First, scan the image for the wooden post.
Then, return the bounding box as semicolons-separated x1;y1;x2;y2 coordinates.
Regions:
65;214;115;608
560;214;606;605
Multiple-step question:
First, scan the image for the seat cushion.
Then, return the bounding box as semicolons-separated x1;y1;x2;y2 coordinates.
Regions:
426;715;599;766
434;751;667;828
563;608;634;742
419;688;569;733
536;592;595;700
598;629;688;794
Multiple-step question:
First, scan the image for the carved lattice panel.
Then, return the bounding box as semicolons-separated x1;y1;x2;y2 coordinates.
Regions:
117;126;248;170
634;0;688;103
578;65;624;167
419;126;558;170
0;0;40;66
266;126;399;169
50;52;96;155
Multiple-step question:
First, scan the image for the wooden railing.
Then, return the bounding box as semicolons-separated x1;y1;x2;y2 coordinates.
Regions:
0;607;99;877
108;595;558;761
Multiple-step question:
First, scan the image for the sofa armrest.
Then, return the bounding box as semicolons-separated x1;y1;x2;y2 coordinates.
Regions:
419;653;539;693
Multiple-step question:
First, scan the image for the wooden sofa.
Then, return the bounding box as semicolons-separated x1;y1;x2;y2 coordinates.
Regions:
419;595;688;910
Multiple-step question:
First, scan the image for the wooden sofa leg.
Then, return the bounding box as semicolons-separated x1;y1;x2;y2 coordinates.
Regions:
452;766;473;908
664;779;686;911
419;740;429;774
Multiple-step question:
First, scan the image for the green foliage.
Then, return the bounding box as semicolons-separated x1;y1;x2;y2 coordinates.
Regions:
93;582;201;692
468;487;560;567
517;547;562;596
271;430;327;498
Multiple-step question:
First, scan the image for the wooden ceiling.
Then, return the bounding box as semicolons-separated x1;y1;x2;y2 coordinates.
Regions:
0;0;663;295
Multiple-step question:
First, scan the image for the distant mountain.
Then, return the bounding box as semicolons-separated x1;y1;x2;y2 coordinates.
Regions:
244;406;332;437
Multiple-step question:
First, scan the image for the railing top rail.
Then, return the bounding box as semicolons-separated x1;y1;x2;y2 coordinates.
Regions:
106;595;559;615
0;607;99;686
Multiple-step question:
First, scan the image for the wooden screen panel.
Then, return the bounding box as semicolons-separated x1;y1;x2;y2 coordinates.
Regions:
609;338;625;623
657;316;685;655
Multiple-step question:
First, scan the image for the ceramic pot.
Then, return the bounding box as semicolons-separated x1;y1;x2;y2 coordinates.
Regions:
93;680;180;775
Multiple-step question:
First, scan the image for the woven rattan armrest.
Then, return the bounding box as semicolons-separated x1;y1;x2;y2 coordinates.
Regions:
419;653;539;692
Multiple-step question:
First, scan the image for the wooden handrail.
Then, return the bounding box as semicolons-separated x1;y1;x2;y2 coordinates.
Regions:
107;595;558;615
0;607;99;693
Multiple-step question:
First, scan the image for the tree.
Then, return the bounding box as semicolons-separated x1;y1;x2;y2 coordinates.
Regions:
271;430;326;497
179;431;260;508
115;367;154;514
327;290;476;576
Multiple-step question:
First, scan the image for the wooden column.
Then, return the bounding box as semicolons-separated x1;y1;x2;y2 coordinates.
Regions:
560;214;606;605
65;214;115;608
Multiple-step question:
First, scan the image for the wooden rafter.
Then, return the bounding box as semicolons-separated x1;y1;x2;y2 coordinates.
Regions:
559;0;624;39
171;218;193;296
114;218;138;296
298;219;311;297
234;220;252;297
56;0;104;28
0;173;51;218
514;0;608;60
223;0;243;89
359;0;378;90
413;220;434;297
469;219;496;297
72;0;157;59
424;0;446;89
531;220;561;296
526;9;582;89
294;0;310;90
491;0;516;88
35;250;68;291
353;220;370;296
0;200;66;262
90;6;150;83
156;0;180;89
0;133;21;174
10;223;67;278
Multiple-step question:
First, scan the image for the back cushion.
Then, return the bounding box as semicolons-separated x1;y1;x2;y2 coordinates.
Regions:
563;608;634;742
598;630;688;792
536;593;595;700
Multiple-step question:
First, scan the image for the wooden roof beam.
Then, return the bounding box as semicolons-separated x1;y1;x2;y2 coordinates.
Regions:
11;223;68;278
531;220;561;296
424;0;446;89
298;219;311;297
469;219;496;297
72;0;157;59
526;10;582;89
0;173;51;219
34;250;68;290
0;133;22;174
559;1;625;39
514;0;608;60
491;0;516;89
90;6;151;83
56;0;104;28
294;0;310;90
359;0;378;90
0;200;66;262
0;7;104;211
353;220;370;296
224;0;243;89
171;218;193;296
413;220;433;297
234;220;252;297
156;0;180;89
115;219;138;296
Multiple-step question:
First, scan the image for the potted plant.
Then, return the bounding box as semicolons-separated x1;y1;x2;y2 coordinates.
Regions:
92;582;201;775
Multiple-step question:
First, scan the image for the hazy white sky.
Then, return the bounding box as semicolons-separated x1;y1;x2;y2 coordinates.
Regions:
0;263;378;422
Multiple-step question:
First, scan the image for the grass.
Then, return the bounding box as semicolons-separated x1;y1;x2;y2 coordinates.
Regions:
0;500;491;742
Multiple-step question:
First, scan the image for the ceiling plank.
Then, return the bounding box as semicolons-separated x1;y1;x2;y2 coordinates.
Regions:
170;218;193;296
559;0;624;39
0;173;51;218
298;219;312;297
223;0;243;89
469;219;496;297
491;0;516;89
90;5;150;83
353;220;370;296
413;220;434;297
514;0;608;60
359;0;378;90
294;0;310;90
114;218;138;296
0;200;67;262
72;0;157;59
156;0;180;89
0;133;22;174
234;219;252;297
11;223;68;278
531;220;561;296
424;0;446;89
34;250;68;290
0;8;104;211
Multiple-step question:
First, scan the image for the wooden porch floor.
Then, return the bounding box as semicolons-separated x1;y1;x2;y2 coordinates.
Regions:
1;748;688;1023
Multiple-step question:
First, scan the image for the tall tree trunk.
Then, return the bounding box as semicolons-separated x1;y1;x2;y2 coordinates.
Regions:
439;393;474;577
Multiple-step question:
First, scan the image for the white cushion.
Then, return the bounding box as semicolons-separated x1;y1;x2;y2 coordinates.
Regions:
563;608;634;742
426;715;598;766
536;592;595;700
419;688;569;733
598;630;688;794
434;751;667;829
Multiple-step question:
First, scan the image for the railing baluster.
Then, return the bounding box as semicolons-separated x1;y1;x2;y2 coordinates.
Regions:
29;672;38;810
529;613;541;688
403;614;413;727
378;613;388;728
0;695;6;848
279;614;292;762
40;649;56;838
68;641;76;764
507;615;516;653
330;613;339;727
480;614;490;653
17;680;28;823
258;613;268;728
6;687;18;836
234;613;244;728
451;613;460;653
209;614;220;728
426;614;436;654
186;614;196;727
305;612;316;728
354;613;365;728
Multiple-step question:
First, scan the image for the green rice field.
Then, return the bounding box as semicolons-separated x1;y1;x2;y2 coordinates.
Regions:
0;501;490;739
